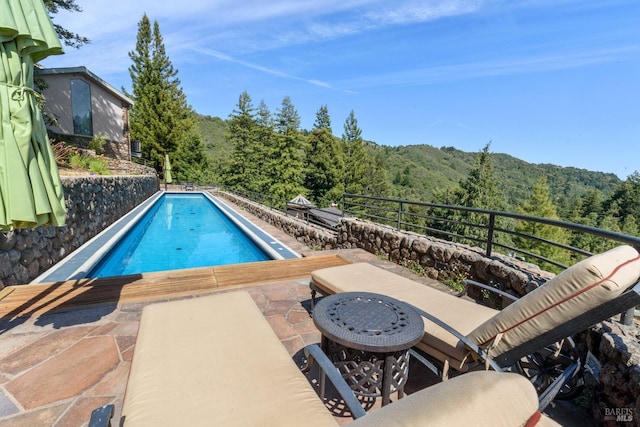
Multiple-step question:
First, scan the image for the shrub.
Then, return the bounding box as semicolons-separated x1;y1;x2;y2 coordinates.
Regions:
88;133;108;155
89;158;110;175
68;153;110;175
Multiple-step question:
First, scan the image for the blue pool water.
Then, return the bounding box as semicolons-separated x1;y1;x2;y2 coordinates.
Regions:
89;194;270;277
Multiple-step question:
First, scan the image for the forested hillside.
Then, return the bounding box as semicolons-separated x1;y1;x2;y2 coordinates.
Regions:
198;113;620;208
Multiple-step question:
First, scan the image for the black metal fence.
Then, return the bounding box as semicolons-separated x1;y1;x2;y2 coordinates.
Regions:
220;189;640;270
341;193;640;270
218;188;639;324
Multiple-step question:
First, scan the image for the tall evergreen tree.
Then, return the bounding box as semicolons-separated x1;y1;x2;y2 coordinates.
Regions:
364;150;391;197
601;171;640;229
254;100;275;193
128;15;207;177
223;91;258;190
450;143;507;244
514;176;571;270
269;97;305;201
454;143;504;210
342;110;368;195
304;106;343;206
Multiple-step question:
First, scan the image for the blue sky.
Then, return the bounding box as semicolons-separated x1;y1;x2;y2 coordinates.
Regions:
43;0;639;179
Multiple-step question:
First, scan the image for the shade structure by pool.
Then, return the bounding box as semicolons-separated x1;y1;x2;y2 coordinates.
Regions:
0;0;66;231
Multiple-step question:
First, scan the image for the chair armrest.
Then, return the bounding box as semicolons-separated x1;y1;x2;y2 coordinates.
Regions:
407;304;503;372
89;404;114;427
305;344;367;419
462;279;519;302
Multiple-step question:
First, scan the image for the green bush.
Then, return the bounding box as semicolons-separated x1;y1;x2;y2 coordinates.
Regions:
88;133;107;154
89;158;109;175
68;153;110;175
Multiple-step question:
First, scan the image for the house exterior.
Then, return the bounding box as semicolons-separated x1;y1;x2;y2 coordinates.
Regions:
36;66;134;160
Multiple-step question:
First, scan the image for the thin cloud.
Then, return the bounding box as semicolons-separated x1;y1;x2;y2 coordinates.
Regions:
341;45;639;89
194;47;355;93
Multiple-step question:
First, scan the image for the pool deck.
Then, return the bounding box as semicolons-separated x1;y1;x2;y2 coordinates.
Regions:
0;202;594;426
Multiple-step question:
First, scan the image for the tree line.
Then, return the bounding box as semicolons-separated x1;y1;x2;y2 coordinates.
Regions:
221;92;390;206
419;144;639;270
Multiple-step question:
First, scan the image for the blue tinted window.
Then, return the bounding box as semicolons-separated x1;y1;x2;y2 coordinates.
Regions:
71;79;92;135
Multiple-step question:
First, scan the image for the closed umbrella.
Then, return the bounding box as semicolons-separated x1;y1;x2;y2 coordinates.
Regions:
0;0;66;231
164;154;172;190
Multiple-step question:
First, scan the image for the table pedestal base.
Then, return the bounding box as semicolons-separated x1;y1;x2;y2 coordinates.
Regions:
322;337;411;406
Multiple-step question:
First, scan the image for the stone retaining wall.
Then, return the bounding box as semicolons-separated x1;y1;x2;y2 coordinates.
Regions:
580;322;640;426
215;191;338;250
0;175;159;287
338;217;555;299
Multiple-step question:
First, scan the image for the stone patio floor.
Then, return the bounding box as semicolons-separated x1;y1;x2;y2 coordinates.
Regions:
0;204;596;426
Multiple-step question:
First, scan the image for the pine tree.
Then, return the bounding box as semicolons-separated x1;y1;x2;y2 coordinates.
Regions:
450;143;507;244
601;171;640;229
514;176;571;270
269;97;305;201
254;100;275;193
304;106;343;206
128;14;207;178
129;15;159;166
173;126;212;183
454;143;504;210
364;151;391;197
223;91;257;190
342;110;368;194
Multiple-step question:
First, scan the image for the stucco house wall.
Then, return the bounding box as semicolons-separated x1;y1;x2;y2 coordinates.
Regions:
36;66;133;160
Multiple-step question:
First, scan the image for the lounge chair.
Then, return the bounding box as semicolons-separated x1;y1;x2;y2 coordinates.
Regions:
89;291;560;426
310;245;640;409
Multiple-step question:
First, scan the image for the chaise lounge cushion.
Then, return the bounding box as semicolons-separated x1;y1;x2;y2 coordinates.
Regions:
121;291;338;427
467;245;640;357
349;371;560;427
311;263;498;370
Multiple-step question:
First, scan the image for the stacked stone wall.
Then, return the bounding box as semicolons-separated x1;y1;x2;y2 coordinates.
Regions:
215;191;337;250
0;175;159;287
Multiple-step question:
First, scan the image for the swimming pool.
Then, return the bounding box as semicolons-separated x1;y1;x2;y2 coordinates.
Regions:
33;192;299;282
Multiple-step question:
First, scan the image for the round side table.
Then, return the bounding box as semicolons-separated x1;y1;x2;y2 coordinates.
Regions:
313;291;424;406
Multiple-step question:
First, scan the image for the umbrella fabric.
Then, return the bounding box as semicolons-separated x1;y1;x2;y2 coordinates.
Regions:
0;0;66;231
164;154;172;184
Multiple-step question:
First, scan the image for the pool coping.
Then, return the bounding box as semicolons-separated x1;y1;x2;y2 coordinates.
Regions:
31;191;300;283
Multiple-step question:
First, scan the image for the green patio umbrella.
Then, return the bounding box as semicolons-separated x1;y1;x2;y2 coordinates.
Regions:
0;0;66;231
164;154;172;190
164;154;173;184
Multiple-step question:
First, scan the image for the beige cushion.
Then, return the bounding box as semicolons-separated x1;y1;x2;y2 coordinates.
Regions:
121;291;338;427
349;371;560;427
467;245;640;357
312;263;498;369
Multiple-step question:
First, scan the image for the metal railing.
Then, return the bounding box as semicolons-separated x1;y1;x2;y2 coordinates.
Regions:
342;193;640;269
217;188;640;324
341;193;640;326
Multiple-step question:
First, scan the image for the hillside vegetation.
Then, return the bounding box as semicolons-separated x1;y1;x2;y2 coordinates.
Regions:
198;114;620;207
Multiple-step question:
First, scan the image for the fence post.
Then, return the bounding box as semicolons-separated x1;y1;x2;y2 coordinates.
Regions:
620;308;635;326
397;201;403;231
486;213;495;257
